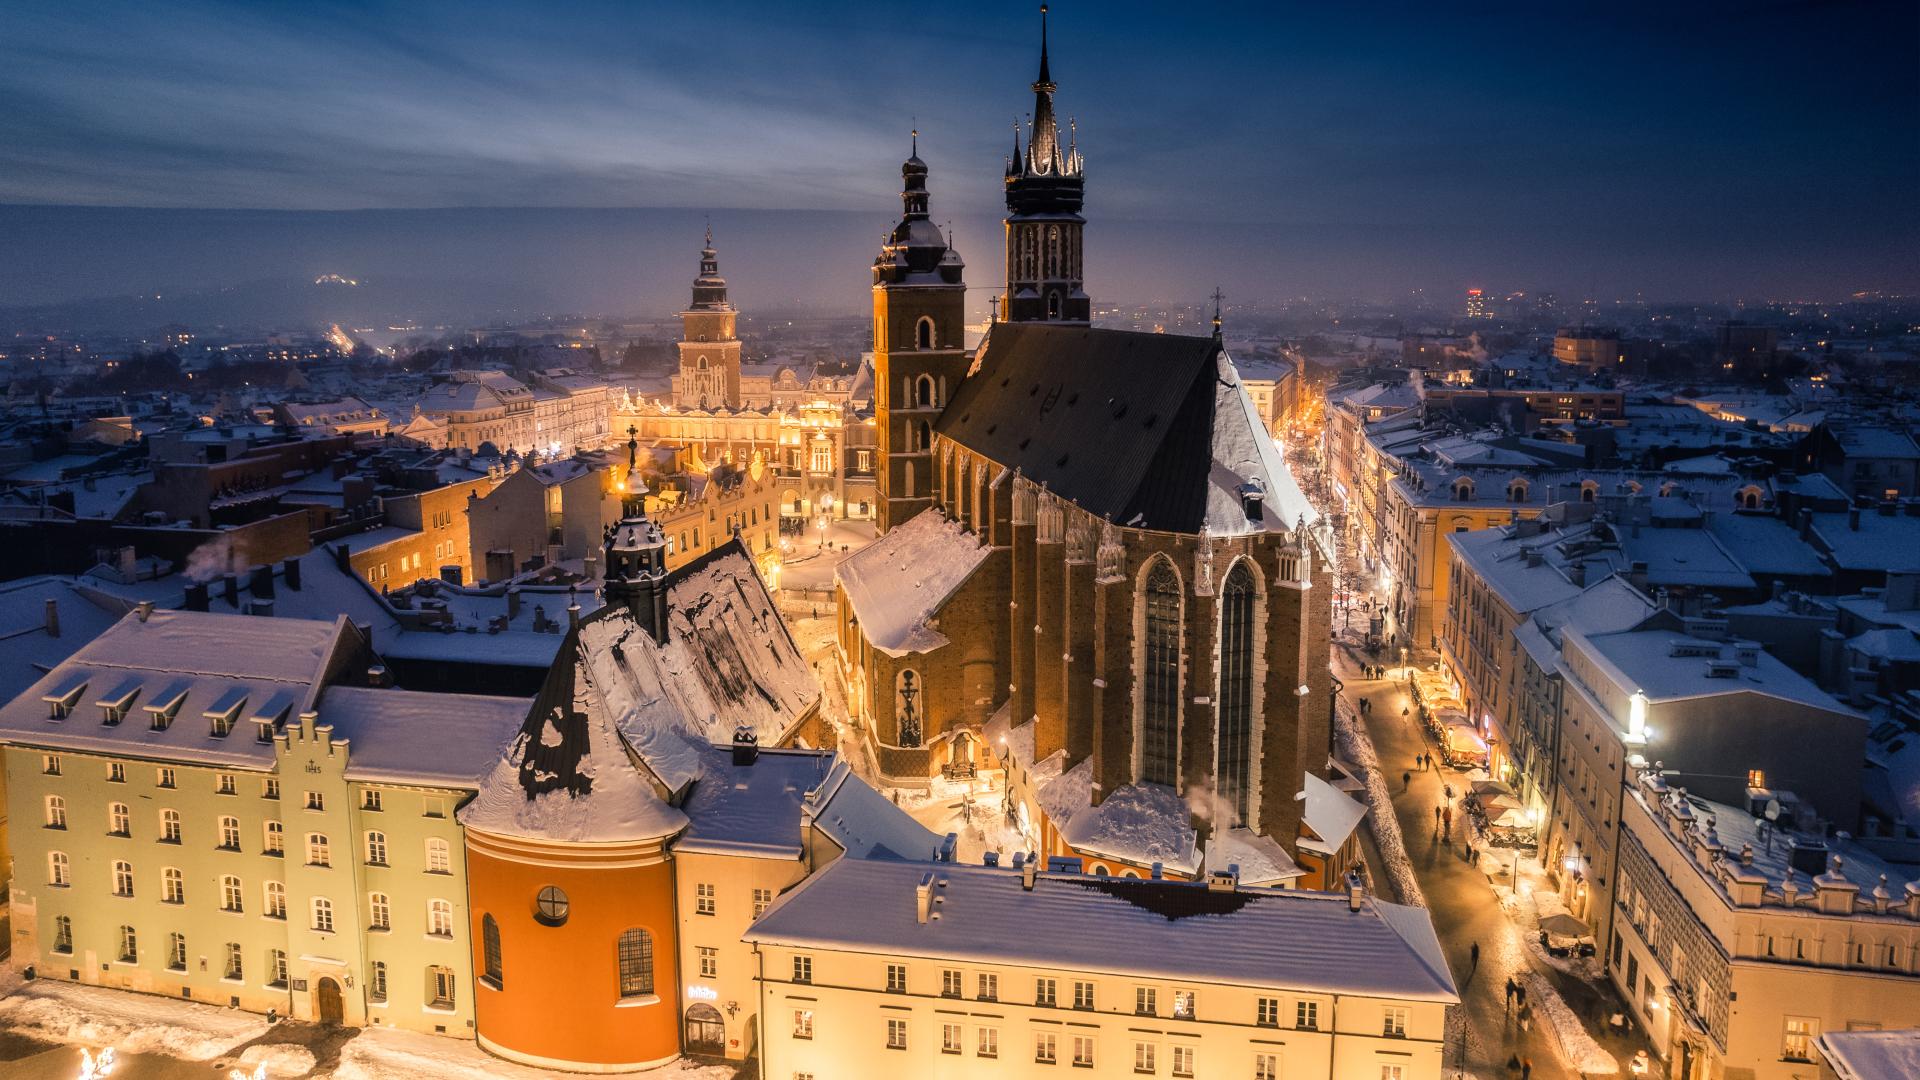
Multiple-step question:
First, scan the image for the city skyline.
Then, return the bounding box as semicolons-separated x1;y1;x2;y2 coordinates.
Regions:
1;1;1917;314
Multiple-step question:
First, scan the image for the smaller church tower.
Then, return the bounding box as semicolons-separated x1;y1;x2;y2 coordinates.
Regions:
604;427;670;643
676;228;742;410
872;134;968;533
1001;4;1089;324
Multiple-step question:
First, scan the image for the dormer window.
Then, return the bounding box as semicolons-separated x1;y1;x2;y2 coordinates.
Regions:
42;677;87;721
249;693;294;743
1453;478;1475;501
95;680;142;726
143;684;190;731
204;687;247;738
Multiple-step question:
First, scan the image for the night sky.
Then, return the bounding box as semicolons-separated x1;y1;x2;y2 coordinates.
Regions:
2;0;1916;308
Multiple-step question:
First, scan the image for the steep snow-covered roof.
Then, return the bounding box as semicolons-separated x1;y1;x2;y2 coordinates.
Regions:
836;509;990;657
1203;827;1303;886
746;859;1459;1003
0;576;123;704
1299;771;1367;854
1816;1029;1920;1080
316;685;530;788
460;539;818;844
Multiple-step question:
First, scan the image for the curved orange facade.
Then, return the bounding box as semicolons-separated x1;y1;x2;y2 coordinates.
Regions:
467;829;681;1072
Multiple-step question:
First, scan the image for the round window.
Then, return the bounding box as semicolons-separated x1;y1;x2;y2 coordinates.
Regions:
535;885;570;926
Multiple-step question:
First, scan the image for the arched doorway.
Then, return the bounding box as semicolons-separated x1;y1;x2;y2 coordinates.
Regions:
315;976;344;1024
684;1002;725;1055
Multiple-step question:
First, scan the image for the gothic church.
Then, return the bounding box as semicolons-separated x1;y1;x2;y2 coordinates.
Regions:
835;10;1341;887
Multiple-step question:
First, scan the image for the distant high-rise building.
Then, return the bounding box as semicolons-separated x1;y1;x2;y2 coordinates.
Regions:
1716;321;1779;371
1553;327;1623;370
1464;288;1491;320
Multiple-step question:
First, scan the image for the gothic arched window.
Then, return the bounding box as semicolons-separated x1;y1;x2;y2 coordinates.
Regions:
1217;563;1257;825
916;316;935;350
1046;225;1062;278
914;374;934;409
1141;560;1182;787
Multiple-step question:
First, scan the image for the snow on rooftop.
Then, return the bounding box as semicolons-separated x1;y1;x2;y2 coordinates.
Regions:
1574;628;1855;714
1816;1029;1920;1080
836;509;990;656
746;859;1458;1003
1299;771;1367;854
316;685;530;788
1204;826;1303;886
1060;780;1200;876
1214;350;1317;533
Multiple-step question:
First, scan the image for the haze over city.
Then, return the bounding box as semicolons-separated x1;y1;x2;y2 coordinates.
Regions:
3;0;1916;323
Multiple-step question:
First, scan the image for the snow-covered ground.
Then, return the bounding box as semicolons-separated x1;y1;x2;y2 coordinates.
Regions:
891;774;1026;864
0;977;741;1079
777;518;877;593
1332;700;1426;908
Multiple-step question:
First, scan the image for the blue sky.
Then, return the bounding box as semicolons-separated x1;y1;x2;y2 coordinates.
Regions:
1;1;1915;302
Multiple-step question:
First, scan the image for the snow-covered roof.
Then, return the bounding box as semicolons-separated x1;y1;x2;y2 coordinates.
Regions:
1811;511;1920;572
316;685;530;788
0;609;355;769
746;859;1458;1003
1569;628;1855;714
1059;781;1200;876
1298;771;1367;855
836;509;990;657
0;576;124;704
460;539;819;844
1203;826;1304;886
675;746;938;862
1705;513;1832;579
1816;1029;1920;1080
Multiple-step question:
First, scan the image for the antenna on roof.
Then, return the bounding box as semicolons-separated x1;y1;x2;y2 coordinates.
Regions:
1210;286;1226;339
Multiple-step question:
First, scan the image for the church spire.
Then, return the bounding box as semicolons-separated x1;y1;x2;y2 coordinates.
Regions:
1026;5;1064;177
690;226;728;311
1001;3;1089;324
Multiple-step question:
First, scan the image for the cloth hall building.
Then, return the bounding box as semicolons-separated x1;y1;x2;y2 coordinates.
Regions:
835;15;1341;887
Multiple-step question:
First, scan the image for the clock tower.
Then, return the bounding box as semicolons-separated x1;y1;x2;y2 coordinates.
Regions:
872;134;967;533
676;229;741;411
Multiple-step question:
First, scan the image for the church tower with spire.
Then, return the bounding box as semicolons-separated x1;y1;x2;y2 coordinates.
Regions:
872;134;967;533
675;228;742;410
1001;4;1089;324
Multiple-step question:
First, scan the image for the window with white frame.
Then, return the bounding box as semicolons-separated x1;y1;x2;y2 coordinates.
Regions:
48;851;69;886
427;899;453;937
425;837;450;873
1135;1040;1157;1074
696;882;716;915
1073;1035;1095;1067
1256;996;1278;1026
108;802;129;836
1171;1046;1195;1078
792;1009;812;1039
1256;1051;1279;1080
1384;1006;1408;1037
793;955;812;984
978;972;998;1000
1137;986;1157;1015
1073;980;1095;1010
942;969;963;997
264;821;283;855
1035;1032;1058;1064
753;887;772;917
117;925;137;963
978;1026;999;1058
111;860;134;897
306;833;329;866
265;881;287;919
52;915;73;952
312;897;334;932
44;795;65;829
698;946;717;978
1036;977;1057;1006
369;892;390;930
885;963;907;992
220;874;242;912
1783;1017;1818;1062
160;808;181;843
943;1022;963;1054
886;1018;908;1050
162;867;184;904
365;831;387;866
1296;1000;1319;1029
167;932;187;970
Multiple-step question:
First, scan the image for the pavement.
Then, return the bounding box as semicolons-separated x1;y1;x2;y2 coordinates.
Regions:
1337;638;1650;1078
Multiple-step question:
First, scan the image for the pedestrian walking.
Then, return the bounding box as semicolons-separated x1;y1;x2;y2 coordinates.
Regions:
1504;977;1516;1012
1434;805;1442;833
1442;806;1452;833
1519;1003;1532;1032
1403;770;1412;791
1521;1058;1533;1080
1469;942;1480;970
1514;983;1526;1008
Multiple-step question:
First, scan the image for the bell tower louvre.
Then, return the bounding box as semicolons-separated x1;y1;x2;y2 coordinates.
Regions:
1000;4;1089;325
871;132;968;534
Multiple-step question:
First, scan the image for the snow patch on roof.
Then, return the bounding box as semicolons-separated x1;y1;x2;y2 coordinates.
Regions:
836;509;989;656
1060;781;1200;875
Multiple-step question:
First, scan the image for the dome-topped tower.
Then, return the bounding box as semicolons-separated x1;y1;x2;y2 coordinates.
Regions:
676;227;743;410
871;132;968;533
1001;4;1090;324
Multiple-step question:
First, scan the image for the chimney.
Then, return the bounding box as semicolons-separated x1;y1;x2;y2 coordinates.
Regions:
44;598;59;638
183;581;210;612
222;573;240;609
1021;858;1038;891
283;556;302;591
731;724;759;766
116;545;137;580
1849;507;1862;531
367;664;389;688
1347;870;1366;912
506;587;521;622
249;564;276;600
568;600;581;632
916;871;934;924
248;599;274;617
134;600;154;623
1207;866;1239;893
1797;507;1813;539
